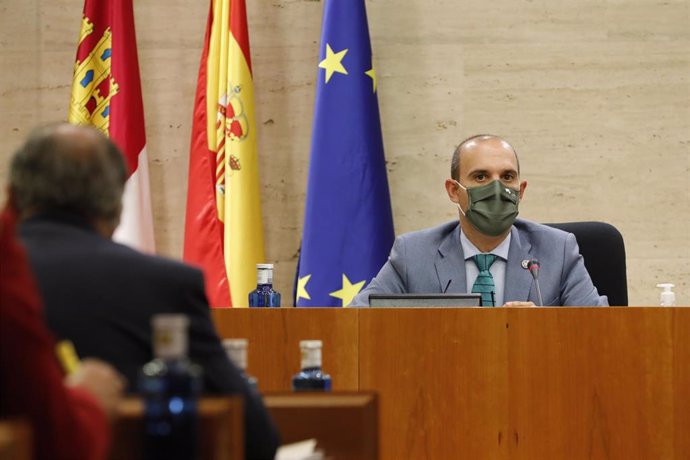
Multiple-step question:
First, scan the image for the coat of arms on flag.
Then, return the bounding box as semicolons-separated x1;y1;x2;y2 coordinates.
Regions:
68;0;155;254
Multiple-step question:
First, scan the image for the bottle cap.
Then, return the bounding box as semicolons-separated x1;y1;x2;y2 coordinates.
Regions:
152;314;189;330
223;338;248;348
299;340;323;369
223;339;248;370
256;264;273;285
300;340;323;349
152;314;190;359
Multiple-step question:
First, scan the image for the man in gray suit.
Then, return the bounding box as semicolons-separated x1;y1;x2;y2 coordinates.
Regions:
351;134;607;307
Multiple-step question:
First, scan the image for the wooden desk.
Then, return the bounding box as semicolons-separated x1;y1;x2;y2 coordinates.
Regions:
0;419;31;460
266;392;377;460
111;397;243;460
213;307;690;460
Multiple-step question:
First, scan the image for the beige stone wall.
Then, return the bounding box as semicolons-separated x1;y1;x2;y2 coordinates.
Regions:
1;0;688;305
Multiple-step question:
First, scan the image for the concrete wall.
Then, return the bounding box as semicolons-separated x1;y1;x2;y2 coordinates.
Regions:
1;0;688;305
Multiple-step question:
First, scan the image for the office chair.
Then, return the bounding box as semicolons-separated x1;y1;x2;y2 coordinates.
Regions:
545;222;628;306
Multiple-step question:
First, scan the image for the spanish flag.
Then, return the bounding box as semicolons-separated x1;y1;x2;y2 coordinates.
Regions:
68;0;155;253
184;0;265;307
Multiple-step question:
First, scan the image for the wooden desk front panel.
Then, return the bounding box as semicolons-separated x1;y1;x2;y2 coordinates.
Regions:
212;308;690;460
212;308;358;391
265;393;378;460
672;308;690;459
359;308;510;460
504;308;678;460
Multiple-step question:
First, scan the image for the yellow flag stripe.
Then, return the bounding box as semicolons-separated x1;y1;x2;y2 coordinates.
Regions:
224;32;264;307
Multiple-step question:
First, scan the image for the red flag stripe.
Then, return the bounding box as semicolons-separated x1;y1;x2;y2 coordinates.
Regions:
183;1;232;307
108;0;146;176
229;0;252;75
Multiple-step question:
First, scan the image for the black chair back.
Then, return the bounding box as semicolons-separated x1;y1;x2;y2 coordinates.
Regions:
545;222;628;306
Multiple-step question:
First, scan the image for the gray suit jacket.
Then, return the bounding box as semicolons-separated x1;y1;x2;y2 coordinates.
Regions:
350;219;608;306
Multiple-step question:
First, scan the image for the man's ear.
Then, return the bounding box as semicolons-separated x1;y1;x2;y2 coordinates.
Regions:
518;180;527;200
445;179;461;203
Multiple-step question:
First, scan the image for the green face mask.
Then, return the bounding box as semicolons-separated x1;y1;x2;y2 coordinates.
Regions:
454;179;520;237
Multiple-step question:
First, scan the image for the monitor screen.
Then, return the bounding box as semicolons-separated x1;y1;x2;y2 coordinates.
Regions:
368;293;482;307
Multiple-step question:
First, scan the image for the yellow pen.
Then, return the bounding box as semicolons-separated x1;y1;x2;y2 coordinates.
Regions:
56;340;81;375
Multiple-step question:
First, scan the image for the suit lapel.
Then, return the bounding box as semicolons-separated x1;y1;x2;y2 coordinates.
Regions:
504;226;534;302
435;225;467;293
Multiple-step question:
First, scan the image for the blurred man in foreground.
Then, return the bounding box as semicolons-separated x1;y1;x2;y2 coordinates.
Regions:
8;123;279;459
352;134;607;307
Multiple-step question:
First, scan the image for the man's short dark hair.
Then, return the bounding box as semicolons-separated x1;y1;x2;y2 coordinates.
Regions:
450;134;521;181
9;123;128;228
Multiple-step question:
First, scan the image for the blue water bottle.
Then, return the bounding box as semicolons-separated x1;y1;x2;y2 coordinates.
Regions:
139;314;203;460
248;264;281;307
292;340;332;391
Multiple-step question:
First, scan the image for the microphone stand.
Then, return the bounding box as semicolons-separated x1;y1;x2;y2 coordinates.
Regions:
534;279;544;307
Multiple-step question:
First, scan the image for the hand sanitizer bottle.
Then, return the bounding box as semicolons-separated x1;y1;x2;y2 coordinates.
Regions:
656;283;676;306
292;340;331;392
139;314;203;460
222;338;258;390
248;264;281;307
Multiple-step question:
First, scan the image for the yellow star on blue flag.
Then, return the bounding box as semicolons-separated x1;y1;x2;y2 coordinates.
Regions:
296;274;312;302
329;274;366;307
319;44;348;83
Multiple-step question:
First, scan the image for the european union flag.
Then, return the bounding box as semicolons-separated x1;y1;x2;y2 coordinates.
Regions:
296;0;394;307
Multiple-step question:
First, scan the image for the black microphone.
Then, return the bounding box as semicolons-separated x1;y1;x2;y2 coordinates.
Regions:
524;259;544;306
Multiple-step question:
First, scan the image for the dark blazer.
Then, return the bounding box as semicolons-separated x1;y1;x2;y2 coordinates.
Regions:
20;212;279;460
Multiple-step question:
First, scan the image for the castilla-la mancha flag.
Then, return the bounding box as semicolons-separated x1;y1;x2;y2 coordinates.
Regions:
184;0;265;307
68;0;155;253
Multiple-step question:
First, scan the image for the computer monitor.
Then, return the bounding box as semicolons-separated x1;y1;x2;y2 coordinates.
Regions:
368;293;482;307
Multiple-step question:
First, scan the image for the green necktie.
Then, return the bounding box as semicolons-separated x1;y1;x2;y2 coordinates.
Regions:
471;254;497;307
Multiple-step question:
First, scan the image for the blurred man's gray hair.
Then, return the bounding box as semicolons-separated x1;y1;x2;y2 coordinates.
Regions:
9;123;128;230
